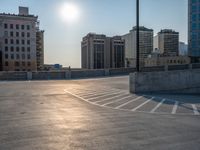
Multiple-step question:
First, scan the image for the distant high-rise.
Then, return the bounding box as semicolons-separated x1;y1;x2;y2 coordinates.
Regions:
0;6;44;71
188;0;200;63
122;26;153;67
179;42;188;56
157;29;179;56
81;33;125;69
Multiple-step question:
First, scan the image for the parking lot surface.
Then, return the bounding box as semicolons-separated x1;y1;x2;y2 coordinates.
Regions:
0;76;200;150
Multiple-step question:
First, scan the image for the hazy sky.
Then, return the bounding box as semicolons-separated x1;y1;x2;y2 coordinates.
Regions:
1;0;188;67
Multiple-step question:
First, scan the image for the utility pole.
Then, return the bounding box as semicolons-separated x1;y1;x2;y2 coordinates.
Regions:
136;0;140;72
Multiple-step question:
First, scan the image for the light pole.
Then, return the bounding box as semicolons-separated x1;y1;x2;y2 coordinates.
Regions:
136;0;140;72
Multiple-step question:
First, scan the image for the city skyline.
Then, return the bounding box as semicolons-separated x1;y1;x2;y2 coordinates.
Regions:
1;0;188;67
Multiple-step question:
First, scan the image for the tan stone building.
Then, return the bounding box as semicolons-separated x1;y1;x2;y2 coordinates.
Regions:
122;26;153;68
144;56;190;67
0;6;43;71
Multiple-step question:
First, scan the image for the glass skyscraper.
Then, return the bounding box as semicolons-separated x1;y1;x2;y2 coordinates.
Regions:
188;0;200;62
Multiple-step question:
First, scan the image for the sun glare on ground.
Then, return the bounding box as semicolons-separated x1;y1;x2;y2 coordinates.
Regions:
59;2;80;24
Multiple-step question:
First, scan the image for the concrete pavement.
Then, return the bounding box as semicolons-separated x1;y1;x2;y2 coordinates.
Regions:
0;76;200;150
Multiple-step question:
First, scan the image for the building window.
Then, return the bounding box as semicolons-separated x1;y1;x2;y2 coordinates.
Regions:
5;54;8;59
27;25;30;30
16;54;20;59
10;24;13;29
16;39;19;44
27;54;31;59
10;31;14;37
5;62;8;66
27;47;31;52
22;47;25;52
21;32;25;37
11;54;14;59
27;32;30;37
27;40;30;45
27;62;31;66
5;39;8;44
16;47;20;52
16;24;19;29
5;46;8;52
15;61;20;67
4;23;8;29
10;39;14;44
16;32;19;37
21;25;24;30
10;47;14;52
22;62;25;66
21;40;25;45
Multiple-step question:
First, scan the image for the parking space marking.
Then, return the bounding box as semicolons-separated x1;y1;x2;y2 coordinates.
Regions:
64;88;200;116
94;93;129;103
102;95;133;106
115;96;143;109
172;101;179;114
87;91;125;101
150;99;166;113
131;97;153;111
192;104;200;115
80;90;119;98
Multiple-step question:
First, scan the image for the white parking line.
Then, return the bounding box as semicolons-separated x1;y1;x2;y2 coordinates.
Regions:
79;89;121;97
172;101;179;114
115;96;143;109
102;95;133;106
150;99;166;113
87;91;125;101
192;104;200;115
94;93;129;103
131;97;153;112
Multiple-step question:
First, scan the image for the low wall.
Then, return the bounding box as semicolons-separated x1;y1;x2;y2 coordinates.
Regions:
130;69;200;94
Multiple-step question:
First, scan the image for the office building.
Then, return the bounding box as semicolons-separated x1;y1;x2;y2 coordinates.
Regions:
81;33;125;69
157;29;179;56
110;36;125;68
122;26;153;67
0;6;43;71
188;0;200;63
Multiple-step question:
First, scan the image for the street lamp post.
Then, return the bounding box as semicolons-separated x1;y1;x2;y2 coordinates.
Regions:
136;0;140;72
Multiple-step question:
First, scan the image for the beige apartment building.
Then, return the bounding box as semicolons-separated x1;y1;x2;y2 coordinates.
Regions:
0;6;44;71
122;26;153;68
81;33;125;69
156;29;179;56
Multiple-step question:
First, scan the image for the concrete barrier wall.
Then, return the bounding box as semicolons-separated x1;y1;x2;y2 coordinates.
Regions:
0;64;200;81
130;69;200;94
71;69;105;79
0;72;27;80
32;72;66;80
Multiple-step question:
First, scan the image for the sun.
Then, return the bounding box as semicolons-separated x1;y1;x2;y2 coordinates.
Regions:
59;3;80;23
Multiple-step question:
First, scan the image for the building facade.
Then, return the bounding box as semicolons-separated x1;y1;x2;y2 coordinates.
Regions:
188;0;200;63
110;36;125;68
122;26;153;67
81;33;125;69
157;29;179;56
0;6;43;71
144;56;190;67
